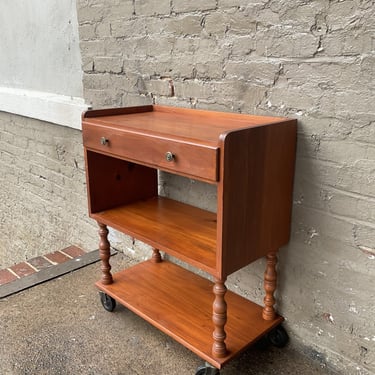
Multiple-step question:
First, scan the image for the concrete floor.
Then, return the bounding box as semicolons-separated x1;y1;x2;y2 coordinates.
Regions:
0;253;339;375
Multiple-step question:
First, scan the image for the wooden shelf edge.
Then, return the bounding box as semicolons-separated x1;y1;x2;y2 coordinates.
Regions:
90;197;218;275
95;260;283;369
83;105;154;118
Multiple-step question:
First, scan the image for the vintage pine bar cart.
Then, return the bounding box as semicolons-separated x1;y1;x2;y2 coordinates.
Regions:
82;105;297;374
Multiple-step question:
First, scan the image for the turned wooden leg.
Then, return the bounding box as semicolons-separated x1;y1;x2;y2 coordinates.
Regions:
98;222;113;285
151;248;162;263
212;278;228;358
262;251;278;320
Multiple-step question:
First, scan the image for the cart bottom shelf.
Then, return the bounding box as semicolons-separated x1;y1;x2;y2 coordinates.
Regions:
96;260;283;369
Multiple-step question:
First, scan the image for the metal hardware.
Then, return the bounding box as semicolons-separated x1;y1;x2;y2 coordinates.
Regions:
165;151;175;162
100;137;109;146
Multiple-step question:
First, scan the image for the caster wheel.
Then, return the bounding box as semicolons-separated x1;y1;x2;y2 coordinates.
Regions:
195;365;220;375
254;335;270;350
268;325;289;348
99;292;116;312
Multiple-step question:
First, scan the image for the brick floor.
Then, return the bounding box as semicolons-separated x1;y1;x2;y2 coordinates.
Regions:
61;246;86;258
28;256;54;271
0;269;18;284
10;262;36;278
0;246;87;287
44;251;71;264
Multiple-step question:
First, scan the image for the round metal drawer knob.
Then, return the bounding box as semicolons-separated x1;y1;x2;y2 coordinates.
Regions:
100;137;109;145
165;151;175;162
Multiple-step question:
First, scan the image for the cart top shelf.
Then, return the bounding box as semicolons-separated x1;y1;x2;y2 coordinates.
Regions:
82;105;292;146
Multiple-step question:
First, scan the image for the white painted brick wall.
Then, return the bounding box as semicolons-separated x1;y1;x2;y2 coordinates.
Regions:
0;113;98;267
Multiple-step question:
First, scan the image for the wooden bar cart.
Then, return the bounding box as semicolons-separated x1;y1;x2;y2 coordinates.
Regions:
82;105;297;374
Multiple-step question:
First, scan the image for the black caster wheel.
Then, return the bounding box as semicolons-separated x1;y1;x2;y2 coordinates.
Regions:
99;292;116;312
195;365;220;375
267;325;289;348
254;334;270;350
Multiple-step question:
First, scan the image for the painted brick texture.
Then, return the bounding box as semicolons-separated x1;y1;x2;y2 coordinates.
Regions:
76;1;374;373
0;113;98;267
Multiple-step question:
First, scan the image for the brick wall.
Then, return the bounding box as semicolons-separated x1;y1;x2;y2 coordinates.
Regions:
81;1;374;373
0;112;98;267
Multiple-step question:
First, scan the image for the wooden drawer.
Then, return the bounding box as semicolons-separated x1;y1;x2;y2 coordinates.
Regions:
83;123;219;182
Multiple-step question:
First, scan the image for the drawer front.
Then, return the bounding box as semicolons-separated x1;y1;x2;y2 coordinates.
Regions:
83;124;219;182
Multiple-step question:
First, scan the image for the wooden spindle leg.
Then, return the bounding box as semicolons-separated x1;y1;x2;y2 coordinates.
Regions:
262;251;277;320
212;278;228;358
98;222;113;285
151;248;162;263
